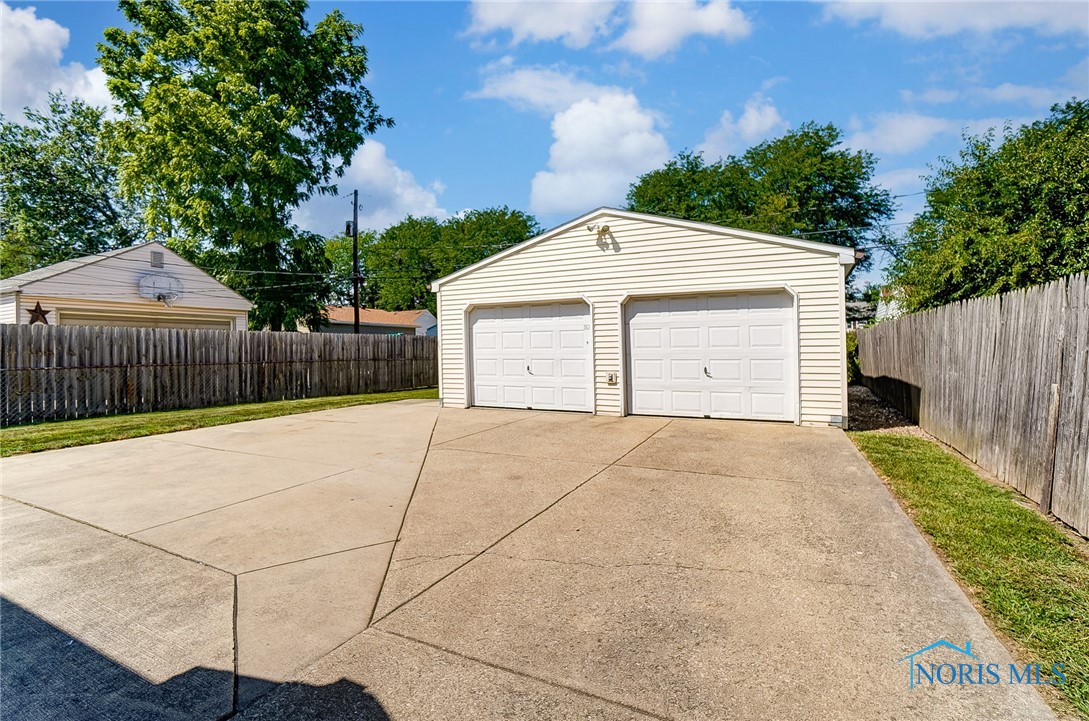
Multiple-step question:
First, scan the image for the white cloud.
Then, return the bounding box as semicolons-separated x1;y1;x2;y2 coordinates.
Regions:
293;141;447;235
613;0;752;58
0;1;111;118
699;92;788;158
530;93;670;214
846;112;957;154
467;1;617;49
470;60;621;114
900;88;960;104
823;1;1089;39
901;59;1087;110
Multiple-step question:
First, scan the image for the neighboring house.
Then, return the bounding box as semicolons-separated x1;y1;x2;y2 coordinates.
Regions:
876;286;905;322
846;301;876;329
0;242;251;330
317;306;436;336
430;208;856;428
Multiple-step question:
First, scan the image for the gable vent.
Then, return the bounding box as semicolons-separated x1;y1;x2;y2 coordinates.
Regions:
150;251;164;268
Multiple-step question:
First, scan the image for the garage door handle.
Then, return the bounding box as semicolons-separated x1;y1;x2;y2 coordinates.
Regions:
704;367;712;378
526;364;533;375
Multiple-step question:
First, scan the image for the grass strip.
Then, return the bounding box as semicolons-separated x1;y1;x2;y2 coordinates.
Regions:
850;431;1089;718
1;387;438;456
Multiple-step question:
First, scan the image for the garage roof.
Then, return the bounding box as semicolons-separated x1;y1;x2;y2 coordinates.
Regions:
431;207;858;291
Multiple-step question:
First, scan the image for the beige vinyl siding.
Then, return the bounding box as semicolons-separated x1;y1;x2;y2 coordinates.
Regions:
436;212;850;426
21;244;251;313
0;293;16;324
18;295;249;330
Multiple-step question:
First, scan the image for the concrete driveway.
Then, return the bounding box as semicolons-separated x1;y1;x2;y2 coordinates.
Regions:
1;401;1054;720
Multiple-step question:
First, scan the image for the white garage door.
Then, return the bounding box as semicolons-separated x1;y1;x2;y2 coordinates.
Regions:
470;302;592;412
626;292;795;421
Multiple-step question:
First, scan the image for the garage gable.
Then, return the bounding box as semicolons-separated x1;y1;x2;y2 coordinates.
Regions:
432;207;855;291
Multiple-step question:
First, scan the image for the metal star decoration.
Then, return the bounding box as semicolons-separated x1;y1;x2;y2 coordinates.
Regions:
27;301;51;325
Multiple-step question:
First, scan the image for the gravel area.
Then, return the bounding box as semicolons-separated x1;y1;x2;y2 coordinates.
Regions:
847;385;932;439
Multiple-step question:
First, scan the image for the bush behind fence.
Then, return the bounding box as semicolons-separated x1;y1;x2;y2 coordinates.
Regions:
0;324;437;426
857;273;1088;537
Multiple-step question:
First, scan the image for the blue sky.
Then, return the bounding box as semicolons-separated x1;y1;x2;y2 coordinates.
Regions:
2;1;1087;285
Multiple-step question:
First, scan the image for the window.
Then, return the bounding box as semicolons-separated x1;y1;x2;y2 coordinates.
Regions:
150;251;164;268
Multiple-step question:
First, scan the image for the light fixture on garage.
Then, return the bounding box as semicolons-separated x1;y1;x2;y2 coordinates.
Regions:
587;224;612;250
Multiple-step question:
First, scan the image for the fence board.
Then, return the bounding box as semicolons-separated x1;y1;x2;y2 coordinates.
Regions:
1;328;437;427
859;274;1089;537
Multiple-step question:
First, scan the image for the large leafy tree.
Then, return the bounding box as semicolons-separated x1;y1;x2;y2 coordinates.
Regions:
626;123;894;271
99;0;392;329
361;207;539;314
890;100;1089;311
0;94;145;277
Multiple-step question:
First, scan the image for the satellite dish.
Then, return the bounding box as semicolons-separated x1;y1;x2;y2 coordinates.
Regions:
138;273;185;304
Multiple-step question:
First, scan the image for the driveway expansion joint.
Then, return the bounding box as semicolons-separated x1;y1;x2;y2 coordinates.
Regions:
371;417;681;625
374;628;674;721
429;411;546;447
0;494;235;577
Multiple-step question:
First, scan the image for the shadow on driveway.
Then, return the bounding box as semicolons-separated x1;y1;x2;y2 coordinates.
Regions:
0;598;391;721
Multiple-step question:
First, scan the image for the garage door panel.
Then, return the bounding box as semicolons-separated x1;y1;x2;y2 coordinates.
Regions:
633;359;664;381
530;330;554;348
669;390;703;414
709;390;743;416
471;303;592;412
559;358;587;378
708;358;742;381
668;326;701;349
501;331;525;350
669;359;702;382
627;292;794;421
750;358;786;382
631;328;663;349
708;326;741;348
559;329;585;348
751;393;788;417
748;325;785;348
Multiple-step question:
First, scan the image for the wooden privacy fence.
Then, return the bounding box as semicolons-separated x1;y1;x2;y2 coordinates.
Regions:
858;273;1088;537
0;325;437;426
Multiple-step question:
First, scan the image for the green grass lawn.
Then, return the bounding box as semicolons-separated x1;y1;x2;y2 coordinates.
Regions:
0;387;438;457
850;431;1089;719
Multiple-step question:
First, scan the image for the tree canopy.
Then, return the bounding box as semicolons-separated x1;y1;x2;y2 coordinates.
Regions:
359;207;540;314
626;123;894;271
0;94;145;278
98;0;392;329
889;100;1089;311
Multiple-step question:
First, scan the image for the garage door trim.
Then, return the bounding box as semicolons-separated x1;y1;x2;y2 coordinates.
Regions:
463;295;595;412
619;283;800;424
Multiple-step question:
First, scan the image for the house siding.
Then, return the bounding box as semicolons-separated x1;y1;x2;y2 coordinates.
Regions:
3;243;250;330
0;293;16;324
435;212;850;427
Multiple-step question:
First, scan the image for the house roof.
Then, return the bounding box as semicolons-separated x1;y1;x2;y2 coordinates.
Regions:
325;306;426;329
430;207;859;291
1;245;137;293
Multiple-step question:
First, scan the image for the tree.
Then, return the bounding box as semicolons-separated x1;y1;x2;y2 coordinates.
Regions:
889;100;1089;311
361;207;540;314
362;216;441;312
0;94;145;277
432;207;540;278
626;123;895;271
98;0;392;329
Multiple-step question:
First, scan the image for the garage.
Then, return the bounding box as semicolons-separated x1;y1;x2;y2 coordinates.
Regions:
432;208;855;428
626;292;795;420
58;310;234;330
470;302;592;411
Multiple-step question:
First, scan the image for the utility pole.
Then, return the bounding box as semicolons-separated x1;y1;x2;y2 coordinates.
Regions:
352;189;361;334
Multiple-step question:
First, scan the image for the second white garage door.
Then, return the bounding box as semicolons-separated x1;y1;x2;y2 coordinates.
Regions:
470;302;593;412
626;292;796;421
